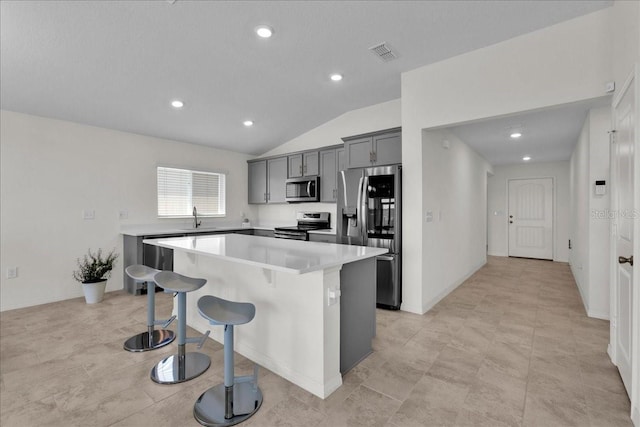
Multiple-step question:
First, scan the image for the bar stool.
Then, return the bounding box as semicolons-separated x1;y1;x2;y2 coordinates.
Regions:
151;271;211;384
123;265;176;352
193;295;262;427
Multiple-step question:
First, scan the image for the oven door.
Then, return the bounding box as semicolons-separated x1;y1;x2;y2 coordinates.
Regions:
285;177;319;203
274;229;308;240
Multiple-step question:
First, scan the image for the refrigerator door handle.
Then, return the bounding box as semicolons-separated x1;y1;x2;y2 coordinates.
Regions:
360;175;368;244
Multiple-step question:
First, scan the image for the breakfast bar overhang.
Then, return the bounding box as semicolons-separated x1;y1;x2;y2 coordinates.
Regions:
143;234;387;399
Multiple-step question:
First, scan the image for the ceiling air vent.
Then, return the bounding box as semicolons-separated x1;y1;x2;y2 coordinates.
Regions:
369;42;397;62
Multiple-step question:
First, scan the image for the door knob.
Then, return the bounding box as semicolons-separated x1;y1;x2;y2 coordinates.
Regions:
509;215;513;218
509;221;513;224
618;255;634;266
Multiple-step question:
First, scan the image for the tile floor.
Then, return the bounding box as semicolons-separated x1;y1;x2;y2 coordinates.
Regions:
0;256;632;426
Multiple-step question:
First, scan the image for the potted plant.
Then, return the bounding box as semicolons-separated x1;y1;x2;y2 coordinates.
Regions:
73;248;119;304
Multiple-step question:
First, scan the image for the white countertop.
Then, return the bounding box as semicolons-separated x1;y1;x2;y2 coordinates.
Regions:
143;234;385;274
121;224;275;237
121;224;336;237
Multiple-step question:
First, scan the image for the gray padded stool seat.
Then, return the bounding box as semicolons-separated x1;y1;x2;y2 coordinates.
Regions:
123;265;176;352
193;295;263;427
151;271;211;384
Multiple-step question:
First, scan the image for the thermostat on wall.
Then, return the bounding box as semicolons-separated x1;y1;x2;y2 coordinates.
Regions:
595;180;606;195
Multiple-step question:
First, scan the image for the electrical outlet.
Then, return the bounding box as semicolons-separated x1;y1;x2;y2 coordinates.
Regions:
6;267;18;279
119;210;129;220
83;209;95;220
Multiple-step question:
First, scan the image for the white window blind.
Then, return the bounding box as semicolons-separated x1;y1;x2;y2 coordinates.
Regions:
157;167;226;217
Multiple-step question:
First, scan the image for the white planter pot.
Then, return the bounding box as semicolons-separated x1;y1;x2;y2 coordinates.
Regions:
82;280;107;304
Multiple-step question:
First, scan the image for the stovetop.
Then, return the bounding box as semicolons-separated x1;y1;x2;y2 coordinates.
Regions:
274;212;331;232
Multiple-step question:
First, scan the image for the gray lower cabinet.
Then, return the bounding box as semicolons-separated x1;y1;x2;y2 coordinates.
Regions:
253;229;275;238
319;148;345;202
288;151;319;178
248;157;288;204
308;233;336;243
343;128;401;169
340;257;376;374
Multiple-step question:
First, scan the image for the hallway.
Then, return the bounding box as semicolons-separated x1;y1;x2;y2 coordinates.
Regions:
0;256;631;426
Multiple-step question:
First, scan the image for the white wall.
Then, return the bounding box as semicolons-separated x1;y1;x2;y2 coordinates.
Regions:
422;130;492;311
402;9;613;314
612;0;640;88
488;161;570;262
0;110;255;311
260;99;400;157
570;118;591;303
570;107;612;320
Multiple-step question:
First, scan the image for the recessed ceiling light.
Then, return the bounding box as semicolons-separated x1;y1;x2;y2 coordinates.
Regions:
171;100;184;109
510;132;522;139
255;25;273;38
330;73;343;82
243;120;254;127
522;156;531;161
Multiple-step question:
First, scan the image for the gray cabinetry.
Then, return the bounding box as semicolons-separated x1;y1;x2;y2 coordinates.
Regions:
267;157;288;203
308;233;336;243
248;157;288;204
248;160;267;204
343;128;401;169
288;151;319;178
319;147;345;202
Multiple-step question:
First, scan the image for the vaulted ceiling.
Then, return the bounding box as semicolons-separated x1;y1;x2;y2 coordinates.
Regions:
1;1;612;156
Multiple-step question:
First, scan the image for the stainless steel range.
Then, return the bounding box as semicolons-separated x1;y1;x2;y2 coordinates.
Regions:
274;212;331;241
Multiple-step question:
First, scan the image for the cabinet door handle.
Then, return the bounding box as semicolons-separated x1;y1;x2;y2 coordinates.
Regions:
372;151;377;163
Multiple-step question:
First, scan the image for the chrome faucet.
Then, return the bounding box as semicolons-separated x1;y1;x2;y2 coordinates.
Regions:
193;206;201;229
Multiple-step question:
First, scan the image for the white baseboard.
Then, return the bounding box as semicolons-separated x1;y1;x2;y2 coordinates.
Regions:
487;251;507;257
608;343;615;364
400;301;424;314
587;309;610;320
632;405;639;427
421;260;486;314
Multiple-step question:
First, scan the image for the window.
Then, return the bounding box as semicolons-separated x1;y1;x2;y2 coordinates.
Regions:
157;167;226;217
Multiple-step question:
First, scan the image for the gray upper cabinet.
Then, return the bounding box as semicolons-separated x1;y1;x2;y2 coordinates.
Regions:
288;151;319;178
247;157;287;204
337;148;345;172
267;157;287;203
343;128;401;169
319;147;346;202
320;149;337;202
344;136;373;169
248;160;267;204
373;131;402;165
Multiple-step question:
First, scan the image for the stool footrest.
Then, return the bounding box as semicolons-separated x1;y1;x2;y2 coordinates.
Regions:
155;315;176;329
234;365;259;389
185;330;210;349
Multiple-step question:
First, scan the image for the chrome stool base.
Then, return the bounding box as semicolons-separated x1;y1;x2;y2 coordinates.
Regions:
124;329;175;352
151;352;211;384
194;383;263;427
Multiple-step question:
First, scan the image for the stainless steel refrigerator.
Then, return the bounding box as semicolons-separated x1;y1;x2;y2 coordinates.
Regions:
337;165;402;310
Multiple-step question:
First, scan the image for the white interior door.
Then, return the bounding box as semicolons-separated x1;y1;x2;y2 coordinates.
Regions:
508;178;553;259
612;71;635;398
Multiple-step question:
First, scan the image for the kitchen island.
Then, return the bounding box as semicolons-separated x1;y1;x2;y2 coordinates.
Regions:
143;234;386;399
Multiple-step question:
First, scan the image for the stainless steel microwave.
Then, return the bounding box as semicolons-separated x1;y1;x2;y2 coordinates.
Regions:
285;176;320;203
